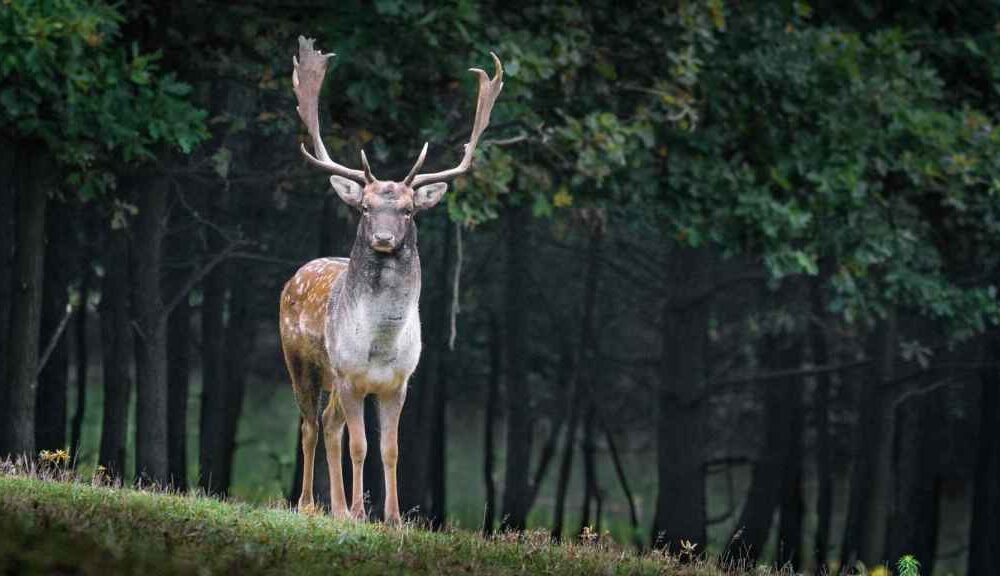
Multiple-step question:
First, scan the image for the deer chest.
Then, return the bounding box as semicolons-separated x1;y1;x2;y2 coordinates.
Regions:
327;291;422;391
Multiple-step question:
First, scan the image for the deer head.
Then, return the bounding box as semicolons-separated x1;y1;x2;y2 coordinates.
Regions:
292;36;503;253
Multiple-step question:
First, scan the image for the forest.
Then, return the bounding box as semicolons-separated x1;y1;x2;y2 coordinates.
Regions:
1;0;999;574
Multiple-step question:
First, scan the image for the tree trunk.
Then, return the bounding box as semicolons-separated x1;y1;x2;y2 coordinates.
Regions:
132;177;170;484
551;382;581;541
840;314;897;569
166;274;191;490
398;353;430;514
70;258;91;461
427;220;453;528
198;186;229;494
0;139;16;424
165;185;192;490
968;332;1000;576
195;78;260;495
809;274;834;571
651;247;709;551
482;312;501;535
35;198;71;452
1;148;48;459
98;227;133;479
199;181;258;496
728;334;804;566
499;204;532;531
427;374;446;526
212;255;257;495
577;405;600;536
777;365;805;569
884;382;940;574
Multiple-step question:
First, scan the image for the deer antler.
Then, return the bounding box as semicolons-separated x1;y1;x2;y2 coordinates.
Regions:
293;36;374;184
405;53;504;188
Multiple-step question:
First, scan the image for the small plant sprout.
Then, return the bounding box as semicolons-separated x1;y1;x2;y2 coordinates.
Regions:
679;539;698;561
897;554;921;576
38;449;70;466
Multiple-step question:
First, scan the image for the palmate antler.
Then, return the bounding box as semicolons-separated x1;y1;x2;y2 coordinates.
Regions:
404;53;504;188
293;36;503;188
293;36;374;184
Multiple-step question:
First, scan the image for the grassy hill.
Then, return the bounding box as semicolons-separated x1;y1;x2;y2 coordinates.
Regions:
0;468;782;575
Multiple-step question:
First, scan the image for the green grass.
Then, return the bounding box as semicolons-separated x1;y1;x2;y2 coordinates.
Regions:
0;469;761;576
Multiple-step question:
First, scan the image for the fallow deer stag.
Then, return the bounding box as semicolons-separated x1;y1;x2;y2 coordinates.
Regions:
280;36;503;522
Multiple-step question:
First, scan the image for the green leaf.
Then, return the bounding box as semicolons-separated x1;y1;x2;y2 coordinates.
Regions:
212;147;232;179
531;193;552;218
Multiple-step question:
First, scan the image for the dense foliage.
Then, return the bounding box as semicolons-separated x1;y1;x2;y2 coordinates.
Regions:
0;0;206;198
668;19;1000;336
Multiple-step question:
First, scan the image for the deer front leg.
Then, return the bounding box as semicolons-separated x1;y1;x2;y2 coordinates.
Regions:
378;386;406;524
322;390;348;518
340;389;367;519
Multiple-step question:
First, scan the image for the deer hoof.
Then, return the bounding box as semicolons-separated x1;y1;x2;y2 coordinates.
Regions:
299;502;322;516
384;512;402;525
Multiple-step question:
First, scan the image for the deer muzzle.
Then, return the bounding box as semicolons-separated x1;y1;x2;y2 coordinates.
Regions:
371;232;396;253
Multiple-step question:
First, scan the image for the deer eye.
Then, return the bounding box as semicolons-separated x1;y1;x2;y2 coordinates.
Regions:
362;206;370;216
403;208;412;218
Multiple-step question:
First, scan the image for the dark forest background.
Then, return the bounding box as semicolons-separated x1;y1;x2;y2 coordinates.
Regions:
2;1;999;574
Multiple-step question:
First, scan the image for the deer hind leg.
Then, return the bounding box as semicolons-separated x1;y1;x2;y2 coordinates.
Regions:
299;417;319;512
322;379;348;518
340;389;367;519
285;353;321;513
378;385;406;524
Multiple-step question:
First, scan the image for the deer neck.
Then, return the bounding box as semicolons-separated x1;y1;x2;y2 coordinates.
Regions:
342;224;421;321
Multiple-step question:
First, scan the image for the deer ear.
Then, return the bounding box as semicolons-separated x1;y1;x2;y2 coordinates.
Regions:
414;182;448;211
329;175;363;208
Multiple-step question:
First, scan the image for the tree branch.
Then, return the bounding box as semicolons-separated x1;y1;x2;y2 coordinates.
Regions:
163;239;247;317
711;359;872;389
891;375;964;410
602;423;641;549
448;222;463;351
36;302;75;377
483;132;529;147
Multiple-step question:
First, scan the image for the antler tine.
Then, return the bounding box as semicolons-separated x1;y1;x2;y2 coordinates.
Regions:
409;52;504;188
402;142;429;186
293;36;369;184
360;149;377;183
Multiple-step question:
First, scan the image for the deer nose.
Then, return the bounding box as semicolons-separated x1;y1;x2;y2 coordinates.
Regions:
372;232;395;248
